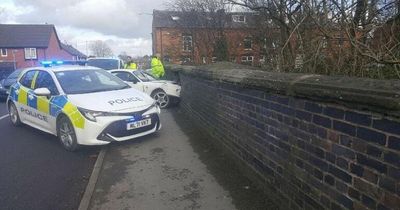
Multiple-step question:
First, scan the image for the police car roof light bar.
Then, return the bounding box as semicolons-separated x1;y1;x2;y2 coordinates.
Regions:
40;60;64;67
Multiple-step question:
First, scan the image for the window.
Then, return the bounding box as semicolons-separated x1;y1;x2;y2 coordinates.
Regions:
133;71;156;82
87;58;119;70
212;57;217;63
55;69;129;94
322;37;327;49
272;40;278;49
181;56;191;64
262;38;267;50
19;70;37;88
35;71;59;95
113;71;140;83
232;15;246;23
163;55;171;63
183;35;193;52
1;49;7;57
241;56;253;65
244;38;252;50
260;55;266;63
24;48;37;59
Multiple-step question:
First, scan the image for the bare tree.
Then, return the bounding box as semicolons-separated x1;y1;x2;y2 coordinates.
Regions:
89;40;113;57
227;0;400;78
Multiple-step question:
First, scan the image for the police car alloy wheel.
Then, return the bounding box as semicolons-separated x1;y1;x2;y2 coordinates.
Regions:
9;103;22;126
57;115;79;151
152;90;169;108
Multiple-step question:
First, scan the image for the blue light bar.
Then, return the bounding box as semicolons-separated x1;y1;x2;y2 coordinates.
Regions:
40;60;64;67
41;61;53;65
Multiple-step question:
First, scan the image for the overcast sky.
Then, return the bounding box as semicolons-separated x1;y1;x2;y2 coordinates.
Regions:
0;0;168;57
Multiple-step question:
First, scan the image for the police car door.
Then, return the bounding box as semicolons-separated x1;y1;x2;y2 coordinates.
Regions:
16;70;39;124
32;71;59;133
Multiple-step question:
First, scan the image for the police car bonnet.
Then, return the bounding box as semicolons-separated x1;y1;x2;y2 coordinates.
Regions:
67;88;153;112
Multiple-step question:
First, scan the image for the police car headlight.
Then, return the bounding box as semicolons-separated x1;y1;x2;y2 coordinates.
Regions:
78;108;110;122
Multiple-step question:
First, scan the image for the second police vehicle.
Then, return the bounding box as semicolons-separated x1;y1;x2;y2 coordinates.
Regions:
7;61;161;151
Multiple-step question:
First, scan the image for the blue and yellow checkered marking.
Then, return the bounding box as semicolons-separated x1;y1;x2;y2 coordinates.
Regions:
10;84;85;129
27;90;37;110
50;96;85;129
50;96;68;117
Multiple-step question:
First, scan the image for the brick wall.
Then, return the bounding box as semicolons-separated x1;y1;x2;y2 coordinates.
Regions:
171;63;400;210
153;27;264;66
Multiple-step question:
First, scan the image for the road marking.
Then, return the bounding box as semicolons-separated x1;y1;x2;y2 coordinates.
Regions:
0;114;9;121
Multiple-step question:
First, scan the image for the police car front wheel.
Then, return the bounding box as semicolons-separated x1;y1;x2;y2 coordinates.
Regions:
57;116;79;151
9;103;22;126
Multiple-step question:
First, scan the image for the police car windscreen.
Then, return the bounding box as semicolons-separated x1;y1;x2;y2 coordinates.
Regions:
55;69;130;94
87;59;119;70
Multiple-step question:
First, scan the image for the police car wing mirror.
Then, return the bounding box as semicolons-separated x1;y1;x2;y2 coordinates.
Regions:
34;88;51;97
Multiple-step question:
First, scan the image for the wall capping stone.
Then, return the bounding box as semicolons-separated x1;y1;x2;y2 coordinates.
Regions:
167;62;400;117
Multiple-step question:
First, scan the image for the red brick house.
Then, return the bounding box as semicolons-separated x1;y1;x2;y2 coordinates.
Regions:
60;43;87;61
0;24;85;69
152;10;267;66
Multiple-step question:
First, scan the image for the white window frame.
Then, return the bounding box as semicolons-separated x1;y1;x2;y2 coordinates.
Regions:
182;56;191;63
24;48;37;59
260;55;266;63
322;37;328;49
243;38;252;50
1;49;7;57
232;15;246;23
202;57;206;64
241;56;254;63
182;35;193;52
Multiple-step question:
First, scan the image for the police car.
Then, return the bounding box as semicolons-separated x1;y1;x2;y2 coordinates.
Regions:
6;61;161;151
110;70;181;108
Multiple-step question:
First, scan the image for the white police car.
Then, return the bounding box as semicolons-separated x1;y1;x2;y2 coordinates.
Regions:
110;70;181;108
7;61;161;151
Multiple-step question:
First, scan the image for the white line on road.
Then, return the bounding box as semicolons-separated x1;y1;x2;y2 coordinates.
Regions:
0;114;9;121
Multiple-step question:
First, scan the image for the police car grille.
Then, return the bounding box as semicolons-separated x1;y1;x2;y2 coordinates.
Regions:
100;114;159;138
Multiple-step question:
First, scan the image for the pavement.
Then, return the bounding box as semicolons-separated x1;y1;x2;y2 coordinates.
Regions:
0;102;99;210
88;108;278;210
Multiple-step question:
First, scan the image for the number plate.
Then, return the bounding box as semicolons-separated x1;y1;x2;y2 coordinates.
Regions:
127;118;151;130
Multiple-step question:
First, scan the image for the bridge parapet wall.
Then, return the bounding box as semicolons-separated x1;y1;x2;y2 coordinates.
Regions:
167;62;400;210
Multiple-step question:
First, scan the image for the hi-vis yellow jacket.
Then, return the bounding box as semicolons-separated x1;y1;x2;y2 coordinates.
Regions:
151;58;165;79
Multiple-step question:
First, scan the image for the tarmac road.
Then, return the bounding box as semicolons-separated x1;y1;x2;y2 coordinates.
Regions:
0;101;99;210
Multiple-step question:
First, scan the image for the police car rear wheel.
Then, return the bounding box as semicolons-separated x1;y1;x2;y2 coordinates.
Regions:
9;103;22;126
58;116;79;151
152;90;169;109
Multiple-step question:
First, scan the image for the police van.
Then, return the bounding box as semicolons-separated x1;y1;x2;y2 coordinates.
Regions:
7;61;161;151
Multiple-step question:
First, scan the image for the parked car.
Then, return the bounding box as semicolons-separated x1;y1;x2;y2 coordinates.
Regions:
0;68;25;100
7;63;161;151
87;57;125;70
110;70;181;108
